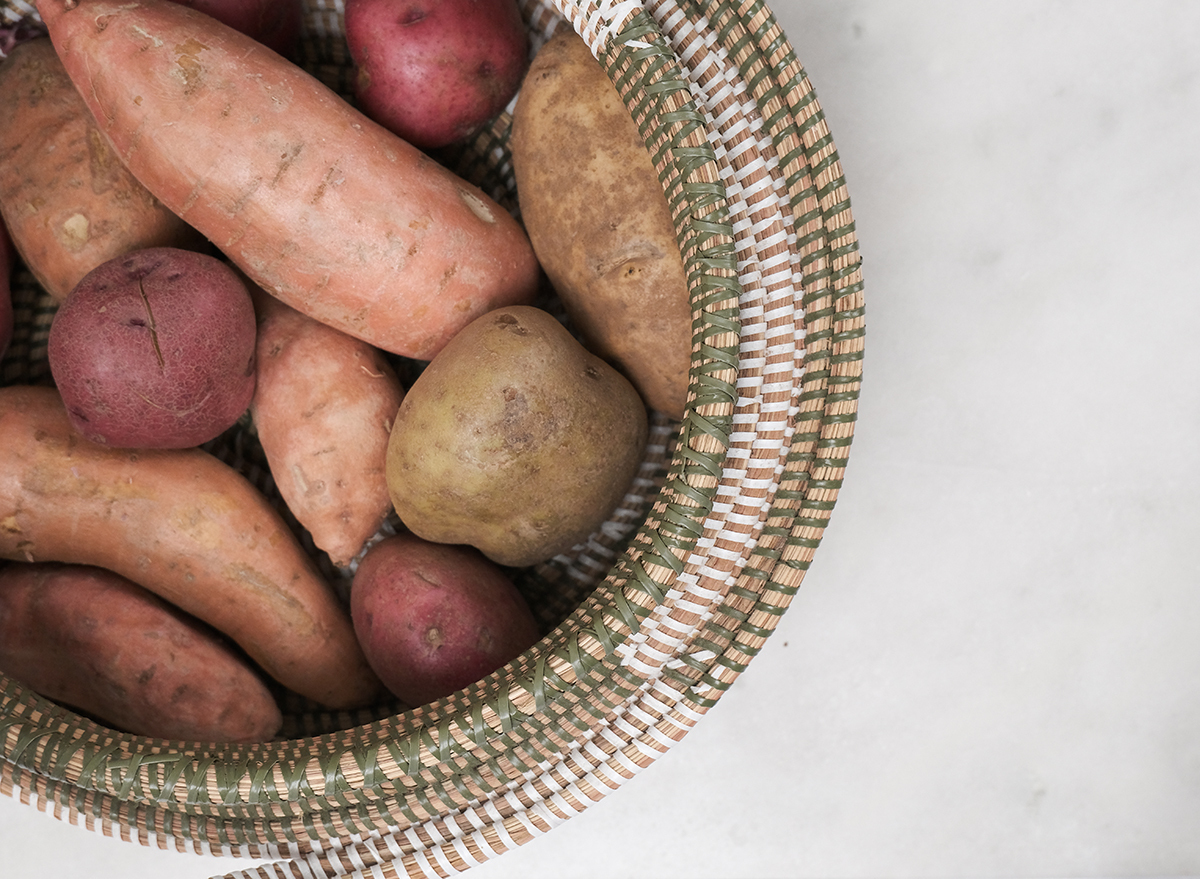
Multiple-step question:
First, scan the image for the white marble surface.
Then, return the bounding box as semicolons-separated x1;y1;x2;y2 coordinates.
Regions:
4;2;1200;877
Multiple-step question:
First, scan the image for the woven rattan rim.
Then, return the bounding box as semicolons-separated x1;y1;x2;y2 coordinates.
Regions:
0;0;864;875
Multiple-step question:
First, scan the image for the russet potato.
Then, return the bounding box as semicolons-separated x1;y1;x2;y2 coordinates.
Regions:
510;30;693;419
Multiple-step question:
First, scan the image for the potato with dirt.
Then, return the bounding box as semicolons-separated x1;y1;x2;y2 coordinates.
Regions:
350;533;541;706
344;0;529;150
0;385;383;710
0;561;283;743
35;0;540;360
511;30;694;419
0;39;206;304
48;247;257;449
250;290;405;568
386;305;648;568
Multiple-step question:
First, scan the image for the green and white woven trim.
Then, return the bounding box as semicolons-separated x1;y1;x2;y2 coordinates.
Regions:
0;0;864;875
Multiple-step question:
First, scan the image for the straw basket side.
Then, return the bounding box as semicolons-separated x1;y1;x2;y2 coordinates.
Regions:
0;0;865;876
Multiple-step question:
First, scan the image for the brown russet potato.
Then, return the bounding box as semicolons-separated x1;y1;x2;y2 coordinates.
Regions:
35;0;540;360
0;561;283;743
250;290;405;567
510;30;693;419
350;533;540;706
0;385;384;710
385;305;648;568
0;38;206;303
47;247;258;449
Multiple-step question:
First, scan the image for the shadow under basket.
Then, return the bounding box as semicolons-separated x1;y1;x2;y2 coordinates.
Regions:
0;0;865;875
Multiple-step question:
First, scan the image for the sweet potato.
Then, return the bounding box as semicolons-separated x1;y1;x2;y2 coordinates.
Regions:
250;289;405;567
35;0;540;360
0;561;283;742
0;38;206;303
0;218;13;360
0;385;383;709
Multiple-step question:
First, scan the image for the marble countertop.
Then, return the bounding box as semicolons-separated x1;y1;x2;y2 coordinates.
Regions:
4;2;1198;876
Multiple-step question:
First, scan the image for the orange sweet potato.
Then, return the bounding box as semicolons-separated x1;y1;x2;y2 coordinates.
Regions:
0;384;383;709
0;217;13;360
250;290;405;567
0;561;283;743
35;0;540;360
0;38;206;303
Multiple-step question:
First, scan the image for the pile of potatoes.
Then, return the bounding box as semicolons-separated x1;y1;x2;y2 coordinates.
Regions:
0;0;693;743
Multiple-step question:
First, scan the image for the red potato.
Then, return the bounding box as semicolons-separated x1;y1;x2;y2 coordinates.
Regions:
351;533;541;706
0;561;283;743
0;385;384;710
167;0;302;58
1;218;13;360
250;290;405;567
345;0;529;150
48;247;257;448
35;0;540;361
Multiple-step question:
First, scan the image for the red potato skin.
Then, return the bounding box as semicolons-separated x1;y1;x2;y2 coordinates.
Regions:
250;290;405;567
345;0;529;150
48;247;258;449
0;38;207;303
167;0;302;59
351;533;541;706
35;0;540;361
0;385;384;709
1;218;13;360
0;561;283;743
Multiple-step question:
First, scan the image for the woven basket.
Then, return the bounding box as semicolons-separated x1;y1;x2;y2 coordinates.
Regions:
0;0;864;875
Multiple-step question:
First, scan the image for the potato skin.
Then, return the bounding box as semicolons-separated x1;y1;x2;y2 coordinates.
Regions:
0;39;205;303
250;291;405;567
351;533;540;706
511;31;693;419
168;0;302;59
386;305;648;568
1;218;13;360
345;0;529;150
0;385;384;710
35;0;540;360
0;561;283;743
48;247;257;449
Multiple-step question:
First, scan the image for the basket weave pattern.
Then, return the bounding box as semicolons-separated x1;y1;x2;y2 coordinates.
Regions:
0;0;864;876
